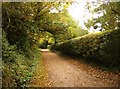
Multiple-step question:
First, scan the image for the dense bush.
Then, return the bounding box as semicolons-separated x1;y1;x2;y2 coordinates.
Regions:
2;31;41;87
52;29;120;67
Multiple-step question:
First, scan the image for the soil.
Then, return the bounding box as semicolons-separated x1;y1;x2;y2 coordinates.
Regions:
28;50;120;87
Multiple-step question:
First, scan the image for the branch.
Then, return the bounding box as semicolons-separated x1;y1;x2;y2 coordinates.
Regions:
111;9;119;15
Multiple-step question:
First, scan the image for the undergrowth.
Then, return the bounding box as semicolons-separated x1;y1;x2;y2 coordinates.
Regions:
2;30;41;87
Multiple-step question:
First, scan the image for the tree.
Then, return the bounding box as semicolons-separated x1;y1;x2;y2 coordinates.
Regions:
85;1;120;31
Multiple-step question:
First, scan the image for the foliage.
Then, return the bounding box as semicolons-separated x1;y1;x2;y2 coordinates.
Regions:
2;2;87;48
2;2;42;87
2;30;41;87
52;29;120;68
2;3;40;58
38;31;55;49
85;2;120;31
0;28;2;58
39;9;88;43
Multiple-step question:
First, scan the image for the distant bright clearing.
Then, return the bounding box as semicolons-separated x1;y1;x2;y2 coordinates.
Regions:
68;0;103;33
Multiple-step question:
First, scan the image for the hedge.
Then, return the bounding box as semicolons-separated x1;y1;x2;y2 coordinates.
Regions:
51;29;120;67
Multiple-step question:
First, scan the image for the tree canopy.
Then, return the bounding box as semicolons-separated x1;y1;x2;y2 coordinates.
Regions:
84;1;120;32
2;2;88;50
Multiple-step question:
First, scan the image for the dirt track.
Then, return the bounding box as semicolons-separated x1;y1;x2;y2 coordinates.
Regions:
29;50;119;87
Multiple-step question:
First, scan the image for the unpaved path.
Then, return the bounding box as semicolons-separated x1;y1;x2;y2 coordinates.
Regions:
29;50;119;87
